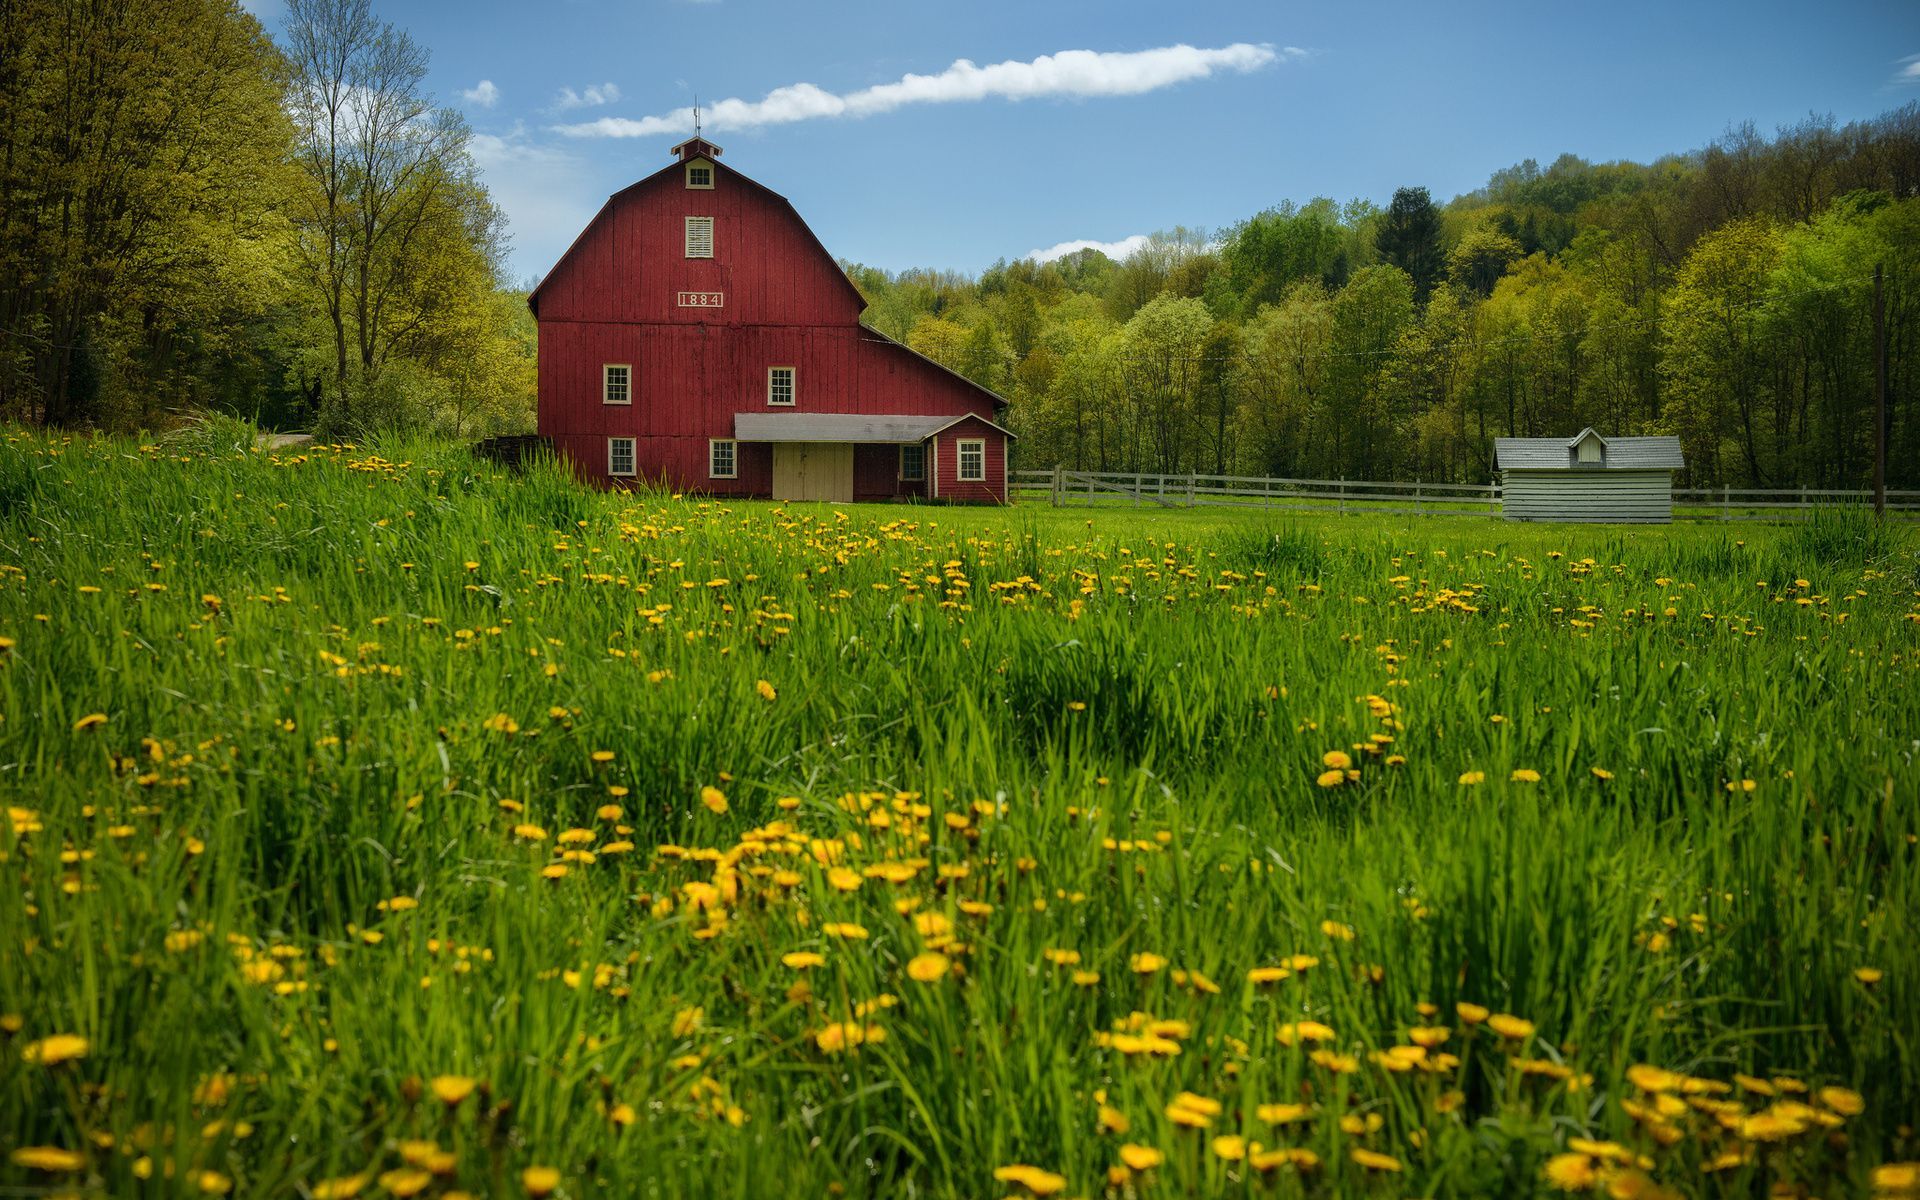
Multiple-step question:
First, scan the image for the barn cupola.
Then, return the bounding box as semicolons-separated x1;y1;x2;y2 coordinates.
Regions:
670;135;723;163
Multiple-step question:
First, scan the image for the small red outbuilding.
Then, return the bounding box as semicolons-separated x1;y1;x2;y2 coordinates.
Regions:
528;137;1013;503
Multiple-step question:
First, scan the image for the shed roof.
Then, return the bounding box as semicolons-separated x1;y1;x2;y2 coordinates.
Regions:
1494;429;1683;470
733;412;1015;444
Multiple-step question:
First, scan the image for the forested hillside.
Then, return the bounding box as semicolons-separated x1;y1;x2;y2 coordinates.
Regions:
2;0;1914;488
852;110;1920;489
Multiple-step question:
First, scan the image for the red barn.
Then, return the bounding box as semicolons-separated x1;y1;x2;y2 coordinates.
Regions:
528;137;1013;503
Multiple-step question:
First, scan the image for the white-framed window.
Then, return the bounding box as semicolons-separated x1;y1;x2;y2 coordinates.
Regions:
602;363;631;405
899;442;925;482
685;216;713;259
957;438;986;482
685;162;713;189
767;366;795;407
708;438;736;479
608;437;636;477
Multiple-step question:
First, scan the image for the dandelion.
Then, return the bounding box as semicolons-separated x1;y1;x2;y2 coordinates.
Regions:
1488;1013;1535;1041
1458;770;1485;785
1351;1148;1402;1172
1118;1145;1162;1171
10;1146;85;1171
430;1075;477;1106
1510;768;1541;783
1456;1002;1489;1024
992;1165;1067;1196
1129;952;1167;974
521;1166;562;1197
72;712;108;731
22;1034;89;1066
1316;768;1346;788
756;679;777;702
1854;967;1882;986
1590;766;1614;781
1542;1152;1597;1191
377;1168;432;1197
1322;750;1352;770
701;785;729;814
906;952;950;983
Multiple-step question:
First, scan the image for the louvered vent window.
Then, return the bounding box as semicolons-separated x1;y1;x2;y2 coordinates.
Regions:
685;216;713;259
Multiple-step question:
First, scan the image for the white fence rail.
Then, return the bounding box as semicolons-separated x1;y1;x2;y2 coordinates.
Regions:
1011;467;1920;520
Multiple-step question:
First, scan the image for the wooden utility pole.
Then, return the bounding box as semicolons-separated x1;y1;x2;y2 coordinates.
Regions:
1873;262;1887;518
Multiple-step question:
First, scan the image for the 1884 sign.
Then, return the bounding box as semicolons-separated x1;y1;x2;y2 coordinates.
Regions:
677;291;724;308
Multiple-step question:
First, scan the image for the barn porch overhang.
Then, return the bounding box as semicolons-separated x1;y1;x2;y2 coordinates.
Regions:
732;413;1015;443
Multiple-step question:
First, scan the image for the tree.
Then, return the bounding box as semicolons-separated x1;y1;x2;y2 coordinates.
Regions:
1660;217;1784;485
0;0;291;425
1446;227;1523;296
284;0;501;433
1374;188;1445;303
1121;295;1213;473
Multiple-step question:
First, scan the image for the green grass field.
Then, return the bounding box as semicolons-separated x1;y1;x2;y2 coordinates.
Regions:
2;425;1917;1199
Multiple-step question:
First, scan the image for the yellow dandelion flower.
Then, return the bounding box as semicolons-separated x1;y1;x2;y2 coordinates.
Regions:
72;712;108;731
756;679;777;702
1322;750;1352;770
1458;770;1485;785
700;785;728;814
22;1034;89;1066
1351;1148;1402;1172
430;1075;476;1106
521;1166;561;1197
906;952;951;983
992;1165;1067;1195
10;1146;86;1172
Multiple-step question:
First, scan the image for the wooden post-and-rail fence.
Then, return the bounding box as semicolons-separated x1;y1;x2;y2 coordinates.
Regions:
1013;466;1920;521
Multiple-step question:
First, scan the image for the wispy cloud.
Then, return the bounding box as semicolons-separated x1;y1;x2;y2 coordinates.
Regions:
461;79;500;108
469;124;600;280
1028;234;1150;264
550;83;622;113
1895;54;1920;86
553;43;1296;139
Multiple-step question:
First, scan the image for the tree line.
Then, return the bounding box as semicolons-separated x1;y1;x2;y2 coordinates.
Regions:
850;107;1920;489
0;0;531;437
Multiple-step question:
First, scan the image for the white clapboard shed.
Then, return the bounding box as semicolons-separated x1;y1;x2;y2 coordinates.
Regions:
1494;429;1685;522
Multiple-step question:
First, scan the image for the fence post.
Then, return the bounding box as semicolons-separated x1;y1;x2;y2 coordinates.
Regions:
1721;484;1730;521
1339;476;1346;516
1415;482;1423;518
1051;463;1062;507
1188;472;1196;508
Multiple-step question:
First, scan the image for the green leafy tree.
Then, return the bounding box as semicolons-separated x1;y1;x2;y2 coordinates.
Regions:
1374;188;1445;303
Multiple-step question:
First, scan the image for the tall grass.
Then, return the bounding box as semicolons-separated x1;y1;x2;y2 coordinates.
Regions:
0;427;1914;1198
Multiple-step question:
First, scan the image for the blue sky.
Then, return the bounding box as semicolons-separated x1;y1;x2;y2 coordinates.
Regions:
249;0;1920;283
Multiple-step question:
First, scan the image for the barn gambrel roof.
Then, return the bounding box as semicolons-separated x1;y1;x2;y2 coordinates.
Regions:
1494;428;1684;470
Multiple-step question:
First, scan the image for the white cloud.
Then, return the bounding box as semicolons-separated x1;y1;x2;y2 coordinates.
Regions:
1896;54;1920;85
461;79;500;108
551;82;622;112
553;42;1297;138
1027;234;1151;263
469;124;600;279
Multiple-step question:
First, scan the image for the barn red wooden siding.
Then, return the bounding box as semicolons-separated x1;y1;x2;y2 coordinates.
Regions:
531;141;1011;503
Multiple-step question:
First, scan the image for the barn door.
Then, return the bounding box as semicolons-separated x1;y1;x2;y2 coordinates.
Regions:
772;445;853;502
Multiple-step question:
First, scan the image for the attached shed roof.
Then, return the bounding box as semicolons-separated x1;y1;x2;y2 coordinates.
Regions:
733;412;1015;444
1494;429;1683;470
